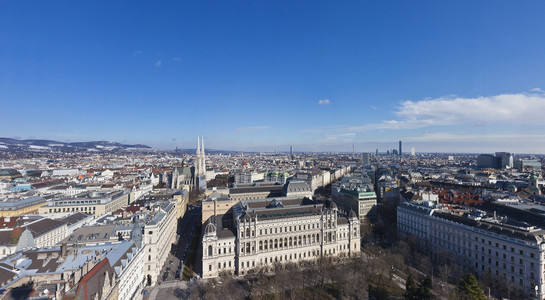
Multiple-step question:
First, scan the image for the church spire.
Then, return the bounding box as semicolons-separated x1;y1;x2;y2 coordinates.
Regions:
201;135;205;174
197;135;201;155
195;135;206;178
201;136;205;156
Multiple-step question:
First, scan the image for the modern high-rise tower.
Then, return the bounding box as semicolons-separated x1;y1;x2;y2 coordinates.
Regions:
399;141;402;157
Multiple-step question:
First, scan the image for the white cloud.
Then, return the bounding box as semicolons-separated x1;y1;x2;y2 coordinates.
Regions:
348;91;545;131
405;133;545;142
132;50;142;56
154;60;162;67
317;132;356;143
530;87;544;93
318;99;331;105
296;91;545;151
173;57;182;62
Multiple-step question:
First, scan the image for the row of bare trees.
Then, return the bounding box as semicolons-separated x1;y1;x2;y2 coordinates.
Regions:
183;254;395;300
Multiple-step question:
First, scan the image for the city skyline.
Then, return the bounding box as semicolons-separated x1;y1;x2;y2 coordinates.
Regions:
2;1;545;153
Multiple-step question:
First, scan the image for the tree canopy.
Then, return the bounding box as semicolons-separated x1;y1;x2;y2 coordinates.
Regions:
457;273;486;300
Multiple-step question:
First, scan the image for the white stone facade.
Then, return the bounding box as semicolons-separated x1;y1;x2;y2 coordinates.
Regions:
143;200;178;285
202;200;360;278
398;201;545;299
116;243;145;300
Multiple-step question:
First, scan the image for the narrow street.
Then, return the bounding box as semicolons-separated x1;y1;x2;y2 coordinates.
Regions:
152;205;201;286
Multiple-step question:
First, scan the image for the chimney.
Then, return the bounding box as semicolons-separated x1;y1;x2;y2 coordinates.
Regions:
61;242;67;258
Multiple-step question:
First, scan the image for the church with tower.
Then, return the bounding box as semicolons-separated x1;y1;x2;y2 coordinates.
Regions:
171;135;207;192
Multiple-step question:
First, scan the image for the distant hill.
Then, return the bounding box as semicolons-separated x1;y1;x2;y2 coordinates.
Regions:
0;138;152;152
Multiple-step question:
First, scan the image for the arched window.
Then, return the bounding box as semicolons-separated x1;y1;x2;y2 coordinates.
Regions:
208;245;213;257
246;228;250;237
274;239;278;249
246;243;250;253
259;240;263;251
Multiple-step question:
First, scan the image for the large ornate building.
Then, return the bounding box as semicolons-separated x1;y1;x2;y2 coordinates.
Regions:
171;166;195;191
202;197;360;278
398;200;545;299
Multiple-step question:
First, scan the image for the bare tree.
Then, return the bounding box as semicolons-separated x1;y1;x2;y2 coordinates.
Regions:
439;263;451;283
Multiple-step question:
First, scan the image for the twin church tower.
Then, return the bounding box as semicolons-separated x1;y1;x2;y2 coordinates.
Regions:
195;135;206;179
171;135;207;191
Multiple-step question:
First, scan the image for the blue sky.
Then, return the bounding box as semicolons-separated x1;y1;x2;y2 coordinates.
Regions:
2;1;545;153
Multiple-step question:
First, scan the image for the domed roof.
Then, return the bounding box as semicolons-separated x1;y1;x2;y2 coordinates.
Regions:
349;210;357;219
204;221;217;236
330;202;337;209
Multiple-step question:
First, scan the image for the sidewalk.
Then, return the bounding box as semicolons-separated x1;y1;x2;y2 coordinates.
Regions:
144;280;189;300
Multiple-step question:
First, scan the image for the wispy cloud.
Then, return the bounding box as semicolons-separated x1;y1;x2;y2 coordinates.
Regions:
317;132;356;143
530;87;544;93
154;60;162;67
297;90;545;150
234;126;270;133
318;99;331;105
348;91;545;131
173;57;182;62
406;133;545;142
132;50;142;56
